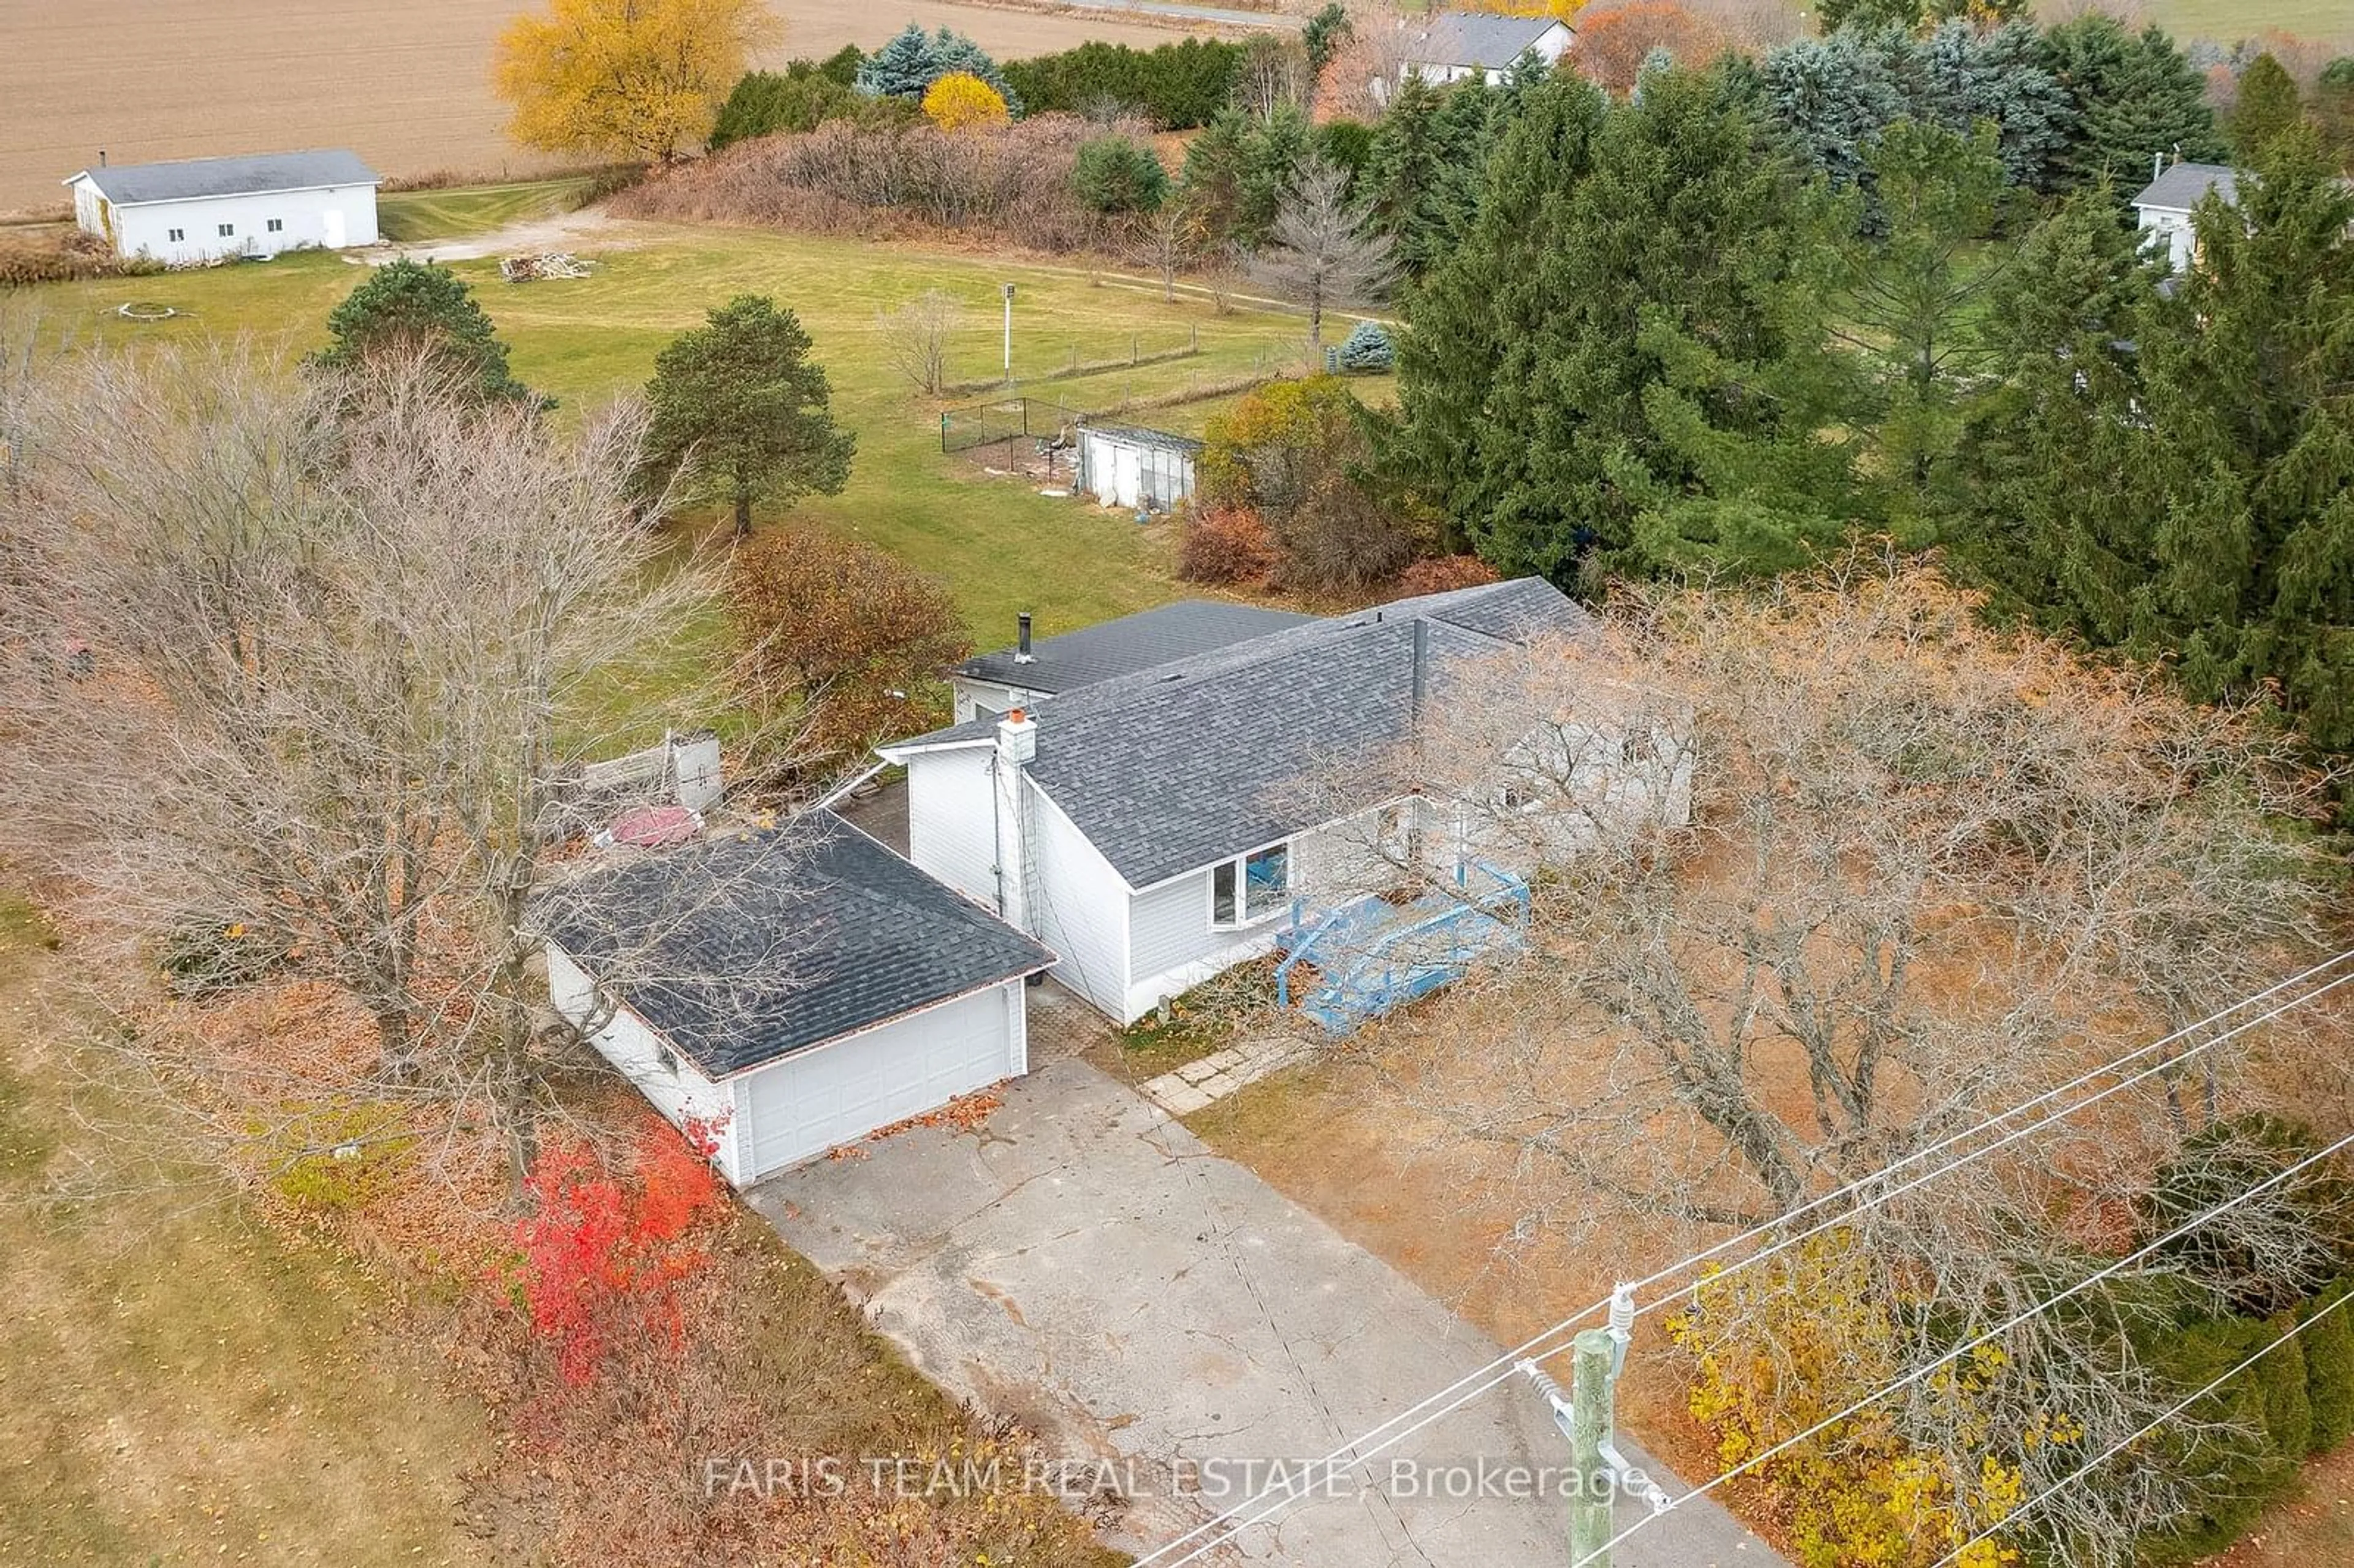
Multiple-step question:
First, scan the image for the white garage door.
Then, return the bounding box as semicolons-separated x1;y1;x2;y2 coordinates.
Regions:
736;984;1021;1179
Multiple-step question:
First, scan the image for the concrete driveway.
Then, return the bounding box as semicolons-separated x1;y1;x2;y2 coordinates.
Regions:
750;1054;1779;1567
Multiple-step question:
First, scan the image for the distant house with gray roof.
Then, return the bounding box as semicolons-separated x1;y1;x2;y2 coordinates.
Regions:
882;578;1687;1024
63;148;379;265
2131;159;2238;275
1397;10;1574;88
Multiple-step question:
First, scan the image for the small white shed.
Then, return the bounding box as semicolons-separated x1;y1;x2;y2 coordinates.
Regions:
63;148;381;266
540;810;1055;1187
1076;422;1202;512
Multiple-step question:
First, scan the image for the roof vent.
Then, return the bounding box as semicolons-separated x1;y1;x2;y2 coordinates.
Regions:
1015;611;1035;664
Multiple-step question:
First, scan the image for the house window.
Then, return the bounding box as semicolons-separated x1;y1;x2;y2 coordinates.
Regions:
217;223;234;237
266;218;283;233
167;227;185;242
1210;842;1290;929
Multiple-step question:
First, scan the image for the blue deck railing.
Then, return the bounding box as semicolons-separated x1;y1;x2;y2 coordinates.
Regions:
1274;862;1532;1033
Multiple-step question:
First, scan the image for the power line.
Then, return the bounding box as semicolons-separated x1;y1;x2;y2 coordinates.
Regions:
1920;1286;2354;1568
1132;950;2354;1567
1572;1124;2354;1567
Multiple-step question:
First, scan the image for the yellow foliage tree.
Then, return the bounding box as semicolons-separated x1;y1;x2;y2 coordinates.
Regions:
1670;1232;2036;1568
493;0;780;162
921;72;1010;134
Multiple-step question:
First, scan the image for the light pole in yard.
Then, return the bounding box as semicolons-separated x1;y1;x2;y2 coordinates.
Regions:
1001;281;1016;387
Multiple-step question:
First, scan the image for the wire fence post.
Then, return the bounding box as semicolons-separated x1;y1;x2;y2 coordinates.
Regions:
1571;1328;1616;1568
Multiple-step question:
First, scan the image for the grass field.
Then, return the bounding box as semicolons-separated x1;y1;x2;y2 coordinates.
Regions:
0;896;492;1566
2141;0;2353;47
23;218;1333;729
0;0;1227;216
378;173;606;242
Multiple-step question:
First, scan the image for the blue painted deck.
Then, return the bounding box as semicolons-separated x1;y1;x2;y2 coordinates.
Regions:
1276;865;1530;1036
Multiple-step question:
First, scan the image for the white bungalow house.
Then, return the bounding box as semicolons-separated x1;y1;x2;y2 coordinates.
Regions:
63;148;380;266
539;810;1054;1187
1398;12;1575;88
881;578;1688;1027
2130;158;2236;275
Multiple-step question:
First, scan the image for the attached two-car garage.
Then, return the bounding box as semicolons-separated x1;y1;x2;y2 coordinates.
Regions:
539;810;1053;1188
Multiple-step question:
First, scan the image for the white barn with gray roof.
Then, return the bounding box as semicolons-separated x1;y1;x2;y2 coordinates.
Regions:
2130;160;2238;275
881;578;1682;1024
63;148;380;266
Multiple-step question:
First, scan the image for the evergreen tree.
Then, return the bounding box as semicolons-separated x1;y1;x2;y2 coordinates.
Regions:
1396;67;1812;582
2230;53;2304;161
1762;29;1912;189
2316;58;2354;171
1951;185;2163;632
854;24;1012;105
310;259;534;405
1832;120;2016;521
1919;21;2074;192
2038;17;2223;194
1177;105;1312;249
1360;74;1452;276
1622;214;1876;577
2136;125;2354;748
642;295;855;538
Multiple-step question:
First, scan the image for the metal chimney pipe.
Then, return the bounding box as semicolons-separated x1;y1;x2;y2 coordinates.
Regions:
1015;612;1034;664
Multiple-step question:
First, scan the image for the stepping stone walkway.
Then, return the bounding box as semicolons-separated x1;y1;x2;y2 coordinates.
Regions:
1138;1036;1311;1115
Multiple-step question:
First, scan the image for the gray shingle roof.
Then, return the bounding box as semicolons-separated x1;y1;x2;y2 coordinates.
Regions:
538;811;1053;1079
959;599;1315;695
895;579;1594;888
2131;161;2237;213
1080;422;1206;453
1407;11;1566;70
67;149;381;206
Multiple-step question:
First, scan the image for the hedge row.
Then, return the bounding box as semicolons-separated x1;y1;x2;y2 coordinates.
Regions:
999;39;1243;131
2138;1274;2354;1563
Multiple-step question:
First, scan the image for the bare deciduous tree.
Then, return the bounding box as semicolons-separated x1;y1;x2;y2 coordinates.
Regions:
1247;157;1396;351
1129;199;1205;303
0;341;806;1184
880;287;961;397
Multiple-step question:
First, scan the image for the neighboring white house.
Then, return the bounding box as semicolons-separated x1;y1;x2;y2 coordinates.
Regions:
63;148;381;266
948;601;1312;723
540;810;1054;1187
1075;421;1202;512
882;578;1687;1026
1398;11;1574;87
2130;158;2236;275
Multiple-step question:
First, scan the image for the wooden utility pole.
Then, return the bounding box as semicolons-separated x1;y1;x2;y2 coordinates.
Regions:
1570;1328;1617;1567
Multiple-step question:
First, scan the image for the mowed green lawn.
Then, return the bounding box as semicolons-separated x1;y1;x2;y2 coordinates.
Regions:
32;221;1324;654
376;174;606;242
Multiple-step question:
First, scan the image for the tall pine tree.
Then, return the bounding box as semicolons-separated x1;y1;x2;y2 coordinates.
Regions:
1396;66;1813;584
2138;125;2354;748
2038;17;2222;194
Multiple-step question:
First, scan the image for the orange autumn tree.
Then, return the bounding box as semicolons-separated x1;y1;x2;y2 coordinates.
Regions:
725;527;972;772
1571;1;1725;96
923;71;1011;132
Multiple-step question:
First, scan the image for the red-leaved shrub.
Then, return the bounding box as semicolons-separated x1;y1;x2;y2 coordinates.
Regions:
1395;554;1502;597
1178;505;1278;585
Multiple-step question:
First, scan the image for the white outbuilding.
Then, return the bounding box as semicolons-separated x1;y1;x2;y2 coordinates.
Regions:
1075;421;1202;512
63;148;381;266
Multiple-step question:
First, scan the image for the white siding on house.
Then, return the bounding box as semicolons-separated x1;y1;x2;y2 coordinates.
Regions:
74;180;380;265
904;745;1002;910
732;982;1024;1180
950;676;1049;725
1024;784;1132;1018
2137;206;2196;273
546;943;744;1184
